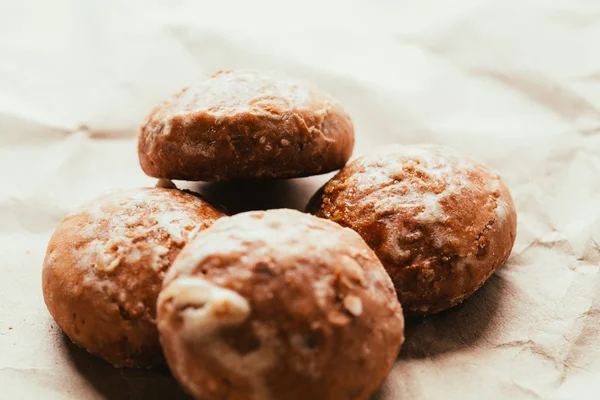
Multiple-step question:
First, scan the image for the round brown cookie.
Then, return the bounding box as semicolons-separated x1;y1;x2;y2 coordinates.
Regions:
308;144;517;316
138;70;354;181
42;188;225;368
157;209;404;400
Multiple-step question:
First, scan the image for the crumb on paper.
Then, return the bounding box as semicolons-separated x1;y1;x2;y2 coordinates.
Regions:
8;325;13;330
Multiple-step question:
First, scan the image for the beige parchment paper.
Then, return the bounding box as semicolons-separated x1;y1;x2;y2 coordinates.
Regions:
1;1;600;399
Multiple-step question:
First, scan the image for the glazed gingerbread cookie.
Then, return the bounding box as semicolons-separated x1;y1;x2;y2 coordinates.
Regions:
42;187;225;368
157;209;404;400
138;70;354;181
309;144;517;315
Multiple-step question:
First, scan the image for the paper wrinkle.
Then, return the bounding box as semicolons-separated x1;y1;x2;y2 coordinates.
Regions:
471;69;600;125
404;41;600;135
2;1;600;399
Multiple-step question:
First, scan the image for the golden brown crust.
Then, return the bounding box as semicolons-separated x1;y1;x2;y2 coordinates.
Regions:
138;70;354;181
308;145;518;316
157;209;404;400
42;188;225;368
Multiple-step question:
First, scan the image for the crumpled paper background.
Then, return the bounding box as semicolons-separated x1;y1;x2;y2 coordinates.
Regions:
1;0;600;399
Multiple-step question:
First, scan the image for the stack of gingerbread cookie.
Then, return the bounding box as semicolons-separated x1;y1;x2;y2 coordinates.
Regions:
42;70;517;400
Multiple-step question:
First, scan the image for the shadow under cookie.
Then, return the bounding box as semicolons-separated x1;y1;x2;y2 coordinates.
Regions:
184;178;323;215
371;272;510;400
62;335;191;400
399;272;508;359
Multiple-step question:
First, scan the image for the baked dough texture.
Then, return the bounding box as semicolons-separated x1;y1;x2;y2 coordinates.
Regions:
138;70;354;181
157;209;404;400
308;144;517;315
42;188;225;368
